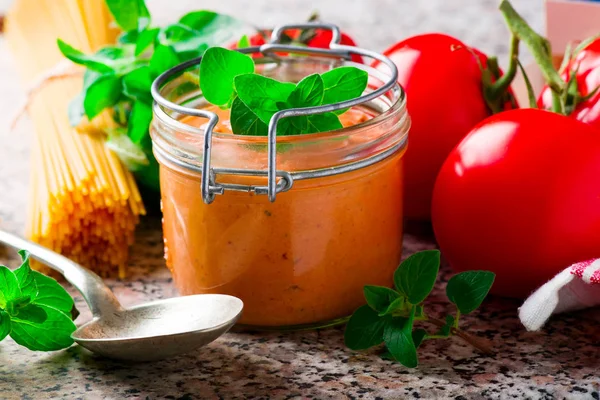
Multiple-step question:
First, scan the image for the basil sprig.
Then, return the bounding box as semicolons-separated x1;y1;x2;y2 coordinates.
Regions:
200;47;368;135
0;251;77;351
57;0;248;189
344;250;495;368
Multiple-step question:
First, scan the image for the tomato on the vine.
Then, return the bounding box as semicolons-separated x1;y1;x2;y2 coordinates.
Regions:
374;33;516;221
539;38;600;128
432;109;600;298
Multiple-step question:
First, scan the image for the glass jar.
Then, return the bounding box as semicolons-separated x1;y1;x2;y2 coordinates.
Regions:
151;31;409;329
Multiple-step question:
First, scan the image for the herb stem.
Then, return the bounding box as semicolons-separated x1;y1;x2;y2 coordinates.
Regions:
426;316;495;355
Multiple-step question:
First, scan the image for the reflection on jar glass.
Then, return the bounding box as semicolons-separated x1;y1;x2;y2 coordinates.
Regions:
151;56;410;329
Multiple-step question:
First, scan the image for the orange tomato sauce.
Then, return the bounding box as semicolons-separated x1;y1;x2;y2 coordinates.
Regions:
159;107;405;327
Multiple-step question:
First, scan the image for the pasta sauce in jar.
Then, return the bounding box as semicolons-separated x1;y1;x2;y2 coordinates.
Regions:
151;46;409;328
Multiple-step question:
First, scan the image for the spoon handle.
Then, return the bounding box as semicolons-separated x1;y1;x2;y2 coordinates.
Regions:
0;229;123;317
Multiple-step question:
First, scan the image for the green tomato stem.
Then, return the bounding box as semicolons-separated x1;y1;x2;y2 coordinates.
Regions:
499;0;566;114
486;35;519;102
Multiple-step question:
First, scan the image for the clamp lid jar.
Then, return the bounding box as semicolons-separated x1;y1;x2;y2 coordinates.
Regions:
151;23;410;329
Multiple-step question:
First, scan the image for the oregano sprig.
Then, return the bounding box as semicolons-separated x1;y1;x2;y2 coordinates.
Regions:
199;46;368;136
0;251;77;351
57;0;250;188
344;250;495;368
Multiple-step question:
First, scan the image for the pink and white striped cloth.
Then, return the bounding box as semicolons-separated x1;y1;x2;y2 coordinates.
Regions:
519;259;600;330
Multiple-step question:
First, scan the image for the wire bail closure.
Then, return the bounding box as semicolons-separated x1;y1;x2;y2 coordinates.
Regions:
151;22;400;204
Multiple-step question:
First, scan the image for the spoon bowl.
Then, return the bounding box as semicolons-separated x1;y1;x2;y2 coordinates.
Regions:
73;295;243;361
0;230;243;361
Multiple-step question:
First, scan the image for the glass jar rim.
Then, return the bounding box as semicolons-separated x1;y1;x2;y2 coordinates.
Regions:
151;38;409;203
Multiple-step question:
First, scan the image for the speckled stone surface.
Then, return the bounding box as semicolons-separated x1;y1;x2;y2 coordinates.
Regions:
2;0;600;399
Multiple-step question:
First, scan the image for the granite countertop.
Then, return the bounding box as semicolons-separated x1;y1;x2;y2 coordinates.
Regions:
2;0;600;399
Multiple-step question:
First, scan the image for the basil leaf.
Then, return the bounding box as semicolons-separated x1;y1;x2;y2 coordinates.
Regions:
383;309;418;368
378;297;404;317
13;251;37;301
105;0;150;32
10;304;75;351
83;75;123;120
149;45;180;79
287;73;324;108
0;266;20;308
57;39;114;73
0;310;10;341
201;47;254;107
123;66;153;103
412;328;427;349
446;271;495;314
344;305;389;350
363;285;401;313
128;102;153;144
106;129;150;172
29;270;74;315
230;97;268;136
235;74;295;124
394;250;440;305
179;10;218;30
321;66;368;114
135;27;159;56
307;112;343;133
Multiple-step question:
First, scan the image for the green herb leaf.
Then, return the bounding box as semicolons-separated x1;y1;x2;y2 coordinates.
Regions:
344;305;389;350
234;74;296;124
13;251;37;301
118;29;139;45
287;74;324;108
135;27;159;56
237;35;251;49
106;128;150;172
230;97;268;136
179;12;246;48
105;0;151;32
28;270;74;315
363;285;400;313
83;75;122;120
436;315;455;337
412;328;427;348
68;70;106;126
321;66;368;114
149;45;180;79
383;308;418;368
57;39;115;73
128;102;153;144
378;297;404;317
200;47;255;107
179;10;218;30
9;303;75;351
123;66;154;103
0;310;10;341
0;266;20;308
306;113;343;133
446;271;495;314
394;250;440;305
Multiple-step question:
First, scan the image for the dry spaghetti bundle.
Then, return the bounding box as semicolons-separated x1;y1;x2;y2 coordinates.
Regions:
5;0;145;276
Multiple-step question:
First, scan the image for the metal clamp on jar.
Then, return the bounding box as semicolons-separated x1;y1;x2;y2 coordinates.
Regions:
151;23;410;329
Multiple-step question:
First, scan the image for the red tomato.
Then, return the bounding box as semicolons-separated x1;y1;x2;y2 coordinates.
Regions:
307;30;364;63
539;38;600;128
374;34;514;221
229;29;363;63
432;109;600;298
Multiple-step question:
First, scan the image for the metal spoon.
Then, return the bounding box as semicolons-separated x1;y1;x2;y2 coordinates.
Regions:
0;230;243;362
